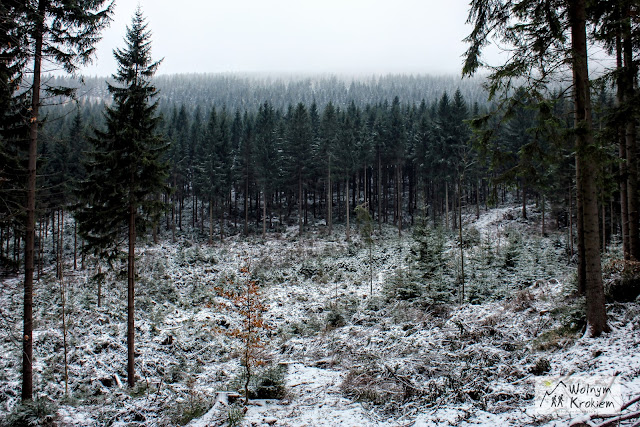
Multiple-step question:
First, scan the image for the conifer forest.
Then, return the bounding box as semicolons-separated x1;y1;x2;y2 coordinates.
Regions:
1;1;640;426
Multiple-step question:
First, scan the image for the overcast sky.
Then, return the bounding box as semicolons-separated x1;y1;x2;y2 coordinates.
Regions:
79;0;494;77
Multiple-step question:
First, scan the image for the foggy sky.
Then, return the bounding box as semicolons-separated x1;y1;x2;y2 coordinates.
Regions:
79;0;496;77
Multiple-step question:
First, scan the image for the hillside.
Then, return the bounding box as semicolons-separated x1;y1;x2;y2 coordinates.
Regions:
1;204;639;426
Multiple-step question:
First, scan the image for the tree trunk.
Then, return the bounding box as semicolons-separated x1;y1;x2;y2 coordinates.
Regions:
244;177;249;236
127;203;136;387
97;264;102;308
192;194;196;228
616;28;630;259
445;182;450;230
458;179;464;303
37;221;42;278
623;10;639;260
476;180;481;220
209;199;213;245
60;272;69;396
576;166;586;295
73;221;77;270
570;0;609;337
171;186;176;243
179;194;183;231
298;172;303;235
219;197;224;242
363;163;368;210
542;195;546;236
328;157;332;234
569;185;574;259
22;0;46;400
377;148;382;231
353;171;358;211
262;191;267;238
81;240;86;270
522;186;527;219
304;188;308;226
57;209;63;280
397;164;402;237
602;201;606;252
346;178;350;241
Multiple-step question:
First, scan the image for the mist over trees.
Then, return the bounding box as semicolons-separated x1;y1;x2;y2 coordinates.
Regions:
47;73;491;113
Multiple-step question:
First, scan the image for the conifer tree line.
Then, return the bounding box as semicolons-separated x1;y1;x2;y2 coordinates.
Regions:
26;90;534;241
47;72;490;113
13;78;631;253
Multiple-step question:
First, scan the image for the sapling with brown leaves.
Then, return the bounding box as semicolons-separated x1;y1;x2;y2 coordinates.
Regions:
215;261;272;403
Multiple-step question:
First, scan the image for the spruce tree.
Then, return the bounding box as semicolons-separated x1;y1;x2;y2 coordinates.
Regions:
75;8;168;387
286;103;312;235
464;0;609;336
318;102;339;234
0;0;29;240
213;107;232;241
195;106;219;244
254;102;280;237
16;0;113;401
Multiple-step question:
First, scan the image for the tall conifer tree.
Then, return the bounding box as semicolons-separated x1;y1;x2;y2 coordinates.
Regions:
463;0;609;336
75;8;168;387
16;0;113;401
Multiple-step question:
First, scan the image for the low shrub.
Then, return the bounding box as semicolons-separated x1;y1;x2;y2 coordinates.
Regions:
3;399;58;427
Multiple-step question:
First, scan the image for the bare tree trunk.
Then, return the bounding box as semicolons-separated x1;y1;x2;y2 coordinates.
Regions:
576;166;586;295
617;47;630;259
458;179;464;303
97;264;102;308
298;173;303;235
37;220;42;279
22;0;46;400
602;201;606;252
244;177;249;236
219;197;224;242
171;188;176;243
570;0;609;337
60;273;69;396
569;186;574;259
363;163;368;209
127;203;136;387
81;240;86;270
262;191;267;238
476;180;480;220
57;209;63;280
522;186;527;219
542;195;546;236
445;182;450;230
209;199;213;245
377;149;382;231
397;164;402;237
623;10;639;260
346;178;350;242
610;198;615;244
73;221;77;270
328;157;332;234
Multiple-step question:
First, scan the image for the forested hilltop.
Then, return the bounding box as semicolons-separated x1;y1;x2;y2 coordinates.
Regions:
48;73;490;112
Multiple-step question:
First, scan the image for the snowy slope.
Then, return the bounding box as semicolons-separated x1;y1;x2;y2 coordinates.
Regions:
0;205;638;426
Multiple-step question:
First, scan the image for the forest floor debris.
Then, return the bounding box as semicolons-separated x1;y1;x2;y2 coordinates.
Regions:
1;205;639;426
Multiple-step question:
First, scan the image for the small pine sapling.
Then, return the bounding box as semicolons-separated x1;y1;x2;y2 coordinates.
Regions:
215;262;271;403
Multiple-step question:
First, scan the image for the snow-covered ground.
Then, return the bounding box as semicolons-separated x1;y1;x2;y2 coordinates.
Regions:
1;205;638;426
